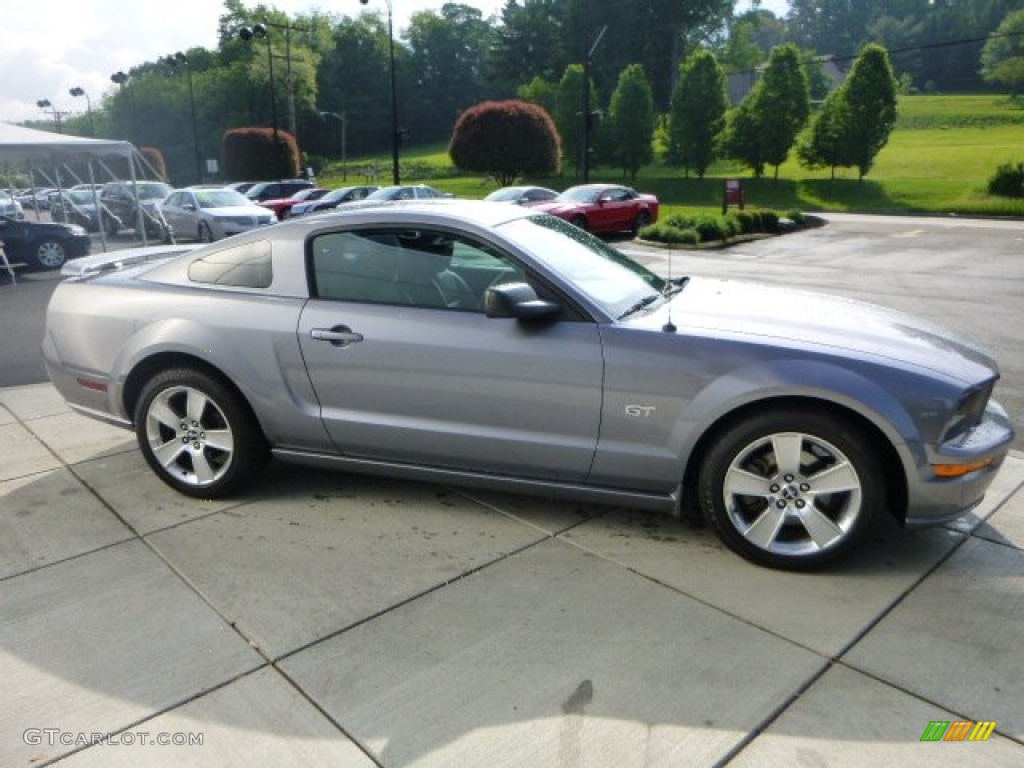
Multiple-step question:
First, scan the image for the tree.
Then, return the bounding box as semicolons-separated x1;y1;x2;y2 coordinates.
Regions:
839;43;898;180
723;99;765;177
554;64;598;175
756;44;811;178
488;0;565;95
405;4;496;143
981;9;1024;96
224;127;301;180
667;49;728;178
796;89;851;178
448;100;560;185
517;76;559;117
722;43;810;179
607;64;656;181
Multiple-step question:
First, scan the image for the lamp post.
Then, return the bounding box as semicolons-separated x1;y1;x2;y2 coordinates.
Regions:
359;0;400;185
319;110;347;180
164;53;204;184
110;71;139;144
36;99;68;133
69;87;95;136
239;24;279;143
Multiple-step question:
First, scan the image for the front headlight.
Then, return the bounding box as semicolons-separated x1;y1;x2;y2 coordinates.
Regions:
941;380;994;444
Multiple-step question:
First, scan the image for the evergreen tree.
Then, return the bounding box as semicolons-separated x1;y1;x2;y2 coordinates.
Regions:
840;43;898;180
607;64;656;181
667;49;728;179
756;44;811;179
981;9;1024;96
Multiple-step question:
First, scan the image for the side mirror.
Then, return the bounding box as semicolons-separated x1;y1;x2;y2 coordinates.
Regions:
485;282;561;320
184;203;197;212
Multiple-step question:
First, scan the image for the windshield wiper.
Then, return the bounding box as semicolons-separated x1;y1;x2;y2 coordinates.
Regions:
661;276;690;297
617;293;661;320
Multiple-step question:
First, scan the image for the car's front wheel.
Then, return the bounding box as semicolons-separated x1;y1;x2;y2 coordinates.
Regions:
198;221;214;243
134;368;268;498
31;238;67;270
698;409;884;570
570;214;588;231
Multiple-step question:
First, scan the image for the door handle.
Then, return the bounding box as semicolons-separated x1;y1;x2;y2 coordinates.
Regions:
311;326;364;347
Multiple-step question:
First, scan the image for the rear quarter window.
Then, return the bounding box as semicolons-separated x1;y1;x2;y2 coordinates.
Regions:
188;240;273;288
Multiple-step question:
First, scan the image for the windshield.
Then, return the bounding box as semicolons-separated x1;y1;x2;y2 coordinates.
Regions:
68;190;96;204
367;187;402;201
138;183;172;200
500;214;665;318
556;186;601;203
194;189;251;209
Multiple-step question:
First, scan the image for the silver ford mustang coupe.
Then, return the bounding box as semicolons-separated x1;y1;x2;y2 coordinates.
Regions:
43;201;1014;569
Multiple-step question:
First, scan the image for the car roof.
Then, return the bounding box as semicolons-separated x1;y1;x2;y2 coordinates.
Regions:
271;198;538;234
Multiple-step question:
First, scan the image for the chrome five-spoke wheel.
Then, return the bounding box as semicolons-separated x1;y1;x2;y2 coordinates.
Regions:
134;368;268;497
699;410;883;569
145;385;235;487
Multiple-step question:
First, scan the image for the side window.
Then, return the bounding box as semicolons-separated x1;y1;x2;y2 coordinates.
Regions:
188;240;273;288
311;229;527;311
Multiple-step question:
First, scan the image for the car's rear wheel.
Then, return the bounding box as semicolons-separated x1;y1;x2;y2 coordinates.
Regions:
134;368;268;498
31;238;67;270
198;221;214;243
698;409;883;570
102;214;120;237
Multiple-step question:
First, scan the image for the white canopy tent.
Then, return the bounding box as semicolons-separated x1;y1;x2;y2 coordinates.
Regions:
0;122;134;166
1;123;165;256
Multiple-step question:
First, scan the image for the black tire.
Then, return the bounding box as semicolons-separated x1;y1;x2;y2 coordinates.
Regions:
198;221;214;243
133;368;269;498
570;214;588;231
632;209;652;235
698;408;884;570
103;214;120;237
31;238;67;270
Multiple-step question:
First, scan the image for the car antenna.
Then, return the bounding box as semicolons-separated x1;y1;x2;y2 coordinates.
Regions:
662;248;677;333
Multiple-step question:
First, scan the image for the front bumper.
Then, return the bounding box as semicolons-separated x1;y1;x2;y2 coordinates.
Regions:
904;399;1015;526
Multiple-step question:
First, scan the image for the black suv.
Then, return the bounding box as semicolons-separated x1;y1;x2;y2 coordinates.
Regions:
99;181;173;237
245;179;314;202
0;215;91;270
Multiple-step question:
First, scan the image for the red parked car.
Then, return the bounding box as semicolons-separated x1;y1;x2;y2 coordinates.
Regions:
259;187;329;220
530;184;659;235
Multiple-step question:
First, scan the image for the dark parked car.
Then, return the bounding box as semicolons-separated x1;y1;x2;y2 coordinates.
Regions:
0;215;91;270
42;202;1014;569
259;187;329;220
99;181;174;238
290;185;379;216
245;180;315;203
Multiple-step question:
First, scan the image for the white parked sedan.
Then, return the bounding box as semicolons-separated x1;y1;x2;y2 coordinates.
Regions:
161;188;276;243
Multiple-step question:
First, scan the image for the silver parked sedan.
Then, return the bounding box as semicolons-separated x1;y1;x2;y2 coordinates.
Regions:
161;187;276;242
43;201;1014;569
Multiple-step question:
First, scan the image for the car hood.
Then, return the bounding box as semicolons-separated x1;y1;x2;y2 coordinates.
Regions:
531;201;583;215
642;277;998;383
207;206;274;217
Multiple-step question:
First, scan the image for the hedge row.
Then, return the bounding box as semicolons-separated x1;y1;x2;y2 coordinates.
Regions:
640;208;800;245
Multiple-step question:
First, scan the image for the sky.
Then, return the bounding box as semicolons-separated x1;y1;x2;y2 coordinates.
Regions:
1;0;788;127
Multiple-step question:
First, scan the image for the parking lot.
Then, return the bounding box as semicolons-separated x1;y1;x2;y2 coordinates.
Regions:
2;214;1022;766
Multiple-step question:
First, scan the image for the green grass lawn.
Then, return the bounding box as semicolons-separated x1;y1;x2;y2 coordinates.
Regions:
318;94;1024;217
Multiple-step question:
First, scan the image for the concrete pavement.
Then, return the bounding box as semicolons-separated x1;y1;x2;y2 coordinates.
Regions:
2;382;1022;767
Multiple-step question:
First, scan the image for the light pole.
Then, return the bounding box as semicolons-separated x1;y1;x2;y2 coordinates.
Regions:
239;24;280;143
319;110;347;180
36;99;69;133
359;0;400;185
164;52;203;184
69;87;95;136
110;71;139;144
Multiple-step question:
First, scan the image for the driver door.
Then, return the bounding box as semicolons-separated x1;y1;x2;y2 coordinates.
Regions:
297;226;604;481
